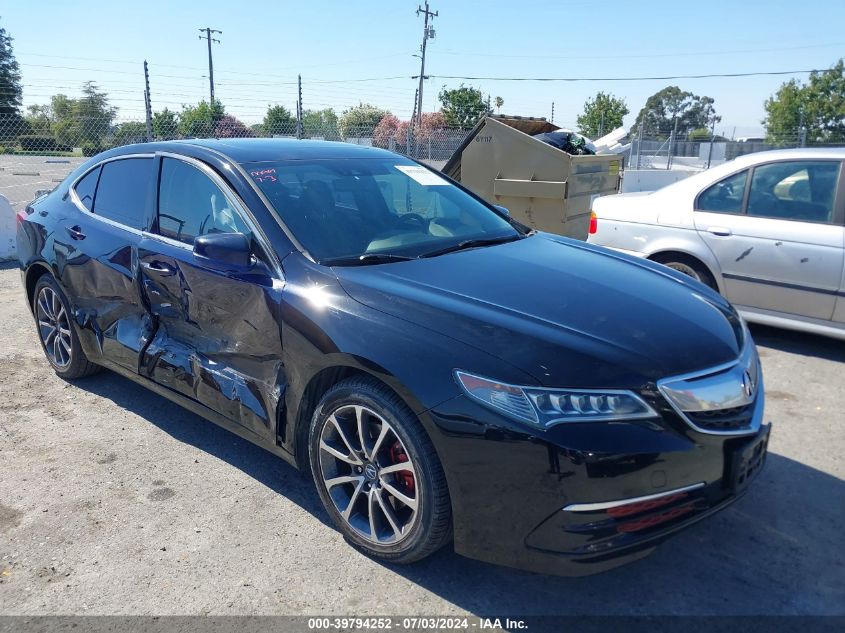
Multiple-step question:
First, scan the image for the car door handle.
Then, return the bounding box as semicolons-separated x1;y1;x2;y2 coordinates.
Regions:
66;225;86;240
141;260;176;276
707;226;732;237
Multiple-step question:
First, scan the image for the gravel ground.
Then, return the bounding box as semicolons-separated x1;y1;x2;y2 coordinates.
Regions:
0;262;843;616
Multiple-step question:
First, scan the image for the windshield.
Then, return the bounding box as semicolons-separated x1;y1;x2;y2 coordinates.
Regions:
244;158;519;263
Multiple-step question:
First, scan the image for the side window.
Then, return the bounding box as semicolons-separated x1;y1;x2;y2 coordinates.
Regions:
93;158;154;229
747;161;840;223
157;157;250;245
697;170;748;214
73;166;100;211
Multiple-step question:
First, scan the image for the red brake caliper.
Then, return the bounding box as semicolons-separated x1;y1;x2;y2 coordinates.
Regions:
389;441;415;493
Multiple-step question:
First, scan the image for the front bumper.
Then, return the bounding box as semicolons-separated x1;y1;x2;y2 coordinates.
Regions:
425;394;769;576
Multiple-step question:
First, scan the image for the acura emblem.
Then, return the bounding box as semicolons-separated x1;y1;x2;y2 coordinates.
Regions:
364;463;378;480
742;369;755;398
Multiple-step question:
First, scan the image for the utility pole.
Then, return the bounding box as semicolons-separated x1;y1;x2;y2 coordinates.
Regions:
296;75;303;139
198;27;222;104
635;115;645;169
415;2;437;128
143;60;153;142
706;119;716;169
550;101;554;123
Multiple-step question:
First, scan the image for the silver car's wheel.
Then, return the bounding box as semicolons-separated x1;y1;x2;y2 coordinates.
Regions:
318;404;419;545
651;253;718;291
664;261;702;282
36;286;72;369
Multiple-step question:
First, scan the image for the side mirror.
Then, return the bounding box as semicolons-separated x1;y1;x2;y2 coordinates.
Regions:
193;232;253;268
493;204;511;217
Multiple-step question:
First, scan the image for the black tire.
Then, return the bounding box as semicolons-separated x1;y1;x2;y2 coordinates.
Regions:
651;253;718;291
308;376;452;564
33;275;101;379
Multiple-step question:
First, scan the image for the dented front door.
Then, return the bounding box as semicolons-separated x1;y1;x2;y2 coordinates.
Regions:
138;155;285;442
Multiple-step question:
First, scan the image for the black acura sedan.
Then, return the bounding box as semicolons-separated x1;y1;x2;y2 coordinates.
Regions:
16;139;769;575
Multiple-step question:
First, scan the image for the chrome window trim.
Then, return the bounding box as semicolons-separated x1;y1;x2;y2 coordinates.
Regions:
656;338;763;436
152;152;284;279
563;482;705;513
68;153;155;235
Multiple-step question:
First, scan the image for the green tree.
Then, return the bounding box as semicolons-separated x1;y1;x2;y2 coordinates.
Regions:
152;108;178;140
0;21;24;139
764;60;845;145
576;92;629;138
263;104;295;135
438;85;489;128
111;121;147;147
631;86;720;138
25;104;51;134
302;108;339;139
338;103;390;138
75;81;116;144
179;99;224;138
494;96;504;114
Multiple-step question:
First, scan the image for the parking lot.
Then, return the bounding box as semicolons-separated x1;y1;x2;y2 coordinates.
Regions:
0;262;842;616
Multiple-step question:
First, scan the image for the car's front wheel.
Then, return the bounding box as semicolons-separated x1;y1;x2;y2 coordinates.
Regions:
308;377;452;563
33;275;100;379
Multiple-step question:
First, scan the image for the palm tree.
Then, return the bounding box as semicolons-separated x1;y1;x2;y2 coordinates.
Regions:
494;96;504;114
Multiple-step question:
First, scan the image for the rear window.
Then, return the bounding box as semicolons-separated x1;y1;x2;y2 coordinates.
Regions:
93;158;154;229
73;167;100;211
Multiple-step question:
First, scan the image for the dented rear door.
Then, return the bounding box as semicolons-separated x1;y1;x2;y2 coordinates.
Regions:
57;156;156;371
138;155;285;442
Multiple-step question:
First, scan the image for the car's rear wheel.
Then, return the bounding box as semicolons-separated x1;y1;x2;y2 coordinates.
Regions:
651;253;718;291
308;377;452;563
33;275;100;379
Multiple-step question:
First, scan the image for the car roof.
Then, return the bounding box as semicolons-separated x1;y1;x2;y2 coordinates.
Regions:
110;137;400;163
729;146;845;166
651;146;845;197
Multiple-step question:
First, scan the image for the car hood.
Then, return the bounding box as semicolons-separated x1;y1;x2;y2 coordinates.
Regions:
333;234;743;388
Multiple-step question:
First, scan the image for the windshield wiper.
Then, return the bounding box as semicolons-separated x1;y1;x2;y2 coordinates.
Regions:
322;253;416;266
419;233;523;259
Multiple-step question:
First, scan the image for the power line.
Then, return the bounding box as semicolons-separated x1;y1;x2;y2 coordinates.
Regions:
435;41;845;61
423;69;825;82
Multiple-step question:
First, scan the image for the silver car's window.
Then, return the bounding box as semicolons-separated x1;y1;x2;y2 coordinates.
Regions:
156;158;250;245
747;161;840;224
697;170;748;214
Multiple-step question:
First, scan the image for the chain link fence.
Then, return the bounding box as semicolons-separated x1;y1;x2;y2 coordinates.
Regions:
0;113;473;212
3;111;844;213
629;131;843;171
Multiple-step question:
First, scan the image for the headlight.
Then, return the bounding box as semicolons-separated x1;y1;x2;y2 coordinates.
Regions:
455;370;658;428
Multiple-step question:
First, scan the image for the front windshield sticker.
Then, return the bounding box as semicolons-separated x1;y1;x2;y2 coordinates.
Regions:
395;165;449;186
250;167;278;183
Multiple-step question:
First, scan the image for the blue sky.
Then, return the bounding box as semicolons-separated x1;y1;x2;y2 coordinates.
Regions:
3;0;844;136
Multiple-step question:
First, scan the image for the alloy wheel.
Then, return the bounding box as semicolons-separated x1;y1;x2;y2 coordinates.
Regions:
318;404;419;545
36;286;72;369
665;261;702;282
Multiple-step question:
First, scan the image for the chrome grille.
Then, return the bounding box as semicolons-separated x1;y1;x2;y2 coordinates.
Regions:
657;339;762;436
686;404;755;432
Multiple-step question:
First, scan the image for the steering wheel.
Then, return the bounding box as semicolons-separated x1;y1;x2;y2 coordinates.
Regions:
395;213;429;230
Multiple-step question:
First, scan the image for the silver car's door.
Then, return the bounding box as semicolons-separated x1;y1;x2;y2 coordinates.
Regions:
832;222;845;325
693;159;845;320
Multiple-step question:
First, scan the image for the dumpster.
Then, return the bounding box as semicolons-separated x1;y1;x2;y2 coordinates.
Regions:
442;115;622;240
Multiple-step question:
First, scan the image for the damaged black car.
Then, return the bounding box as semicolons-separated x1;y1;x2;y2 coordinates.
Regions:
16;139;769;575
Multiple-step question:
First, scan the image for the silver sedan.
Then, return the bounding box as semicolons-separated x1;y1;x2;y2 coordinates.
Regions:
588;148;845;340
